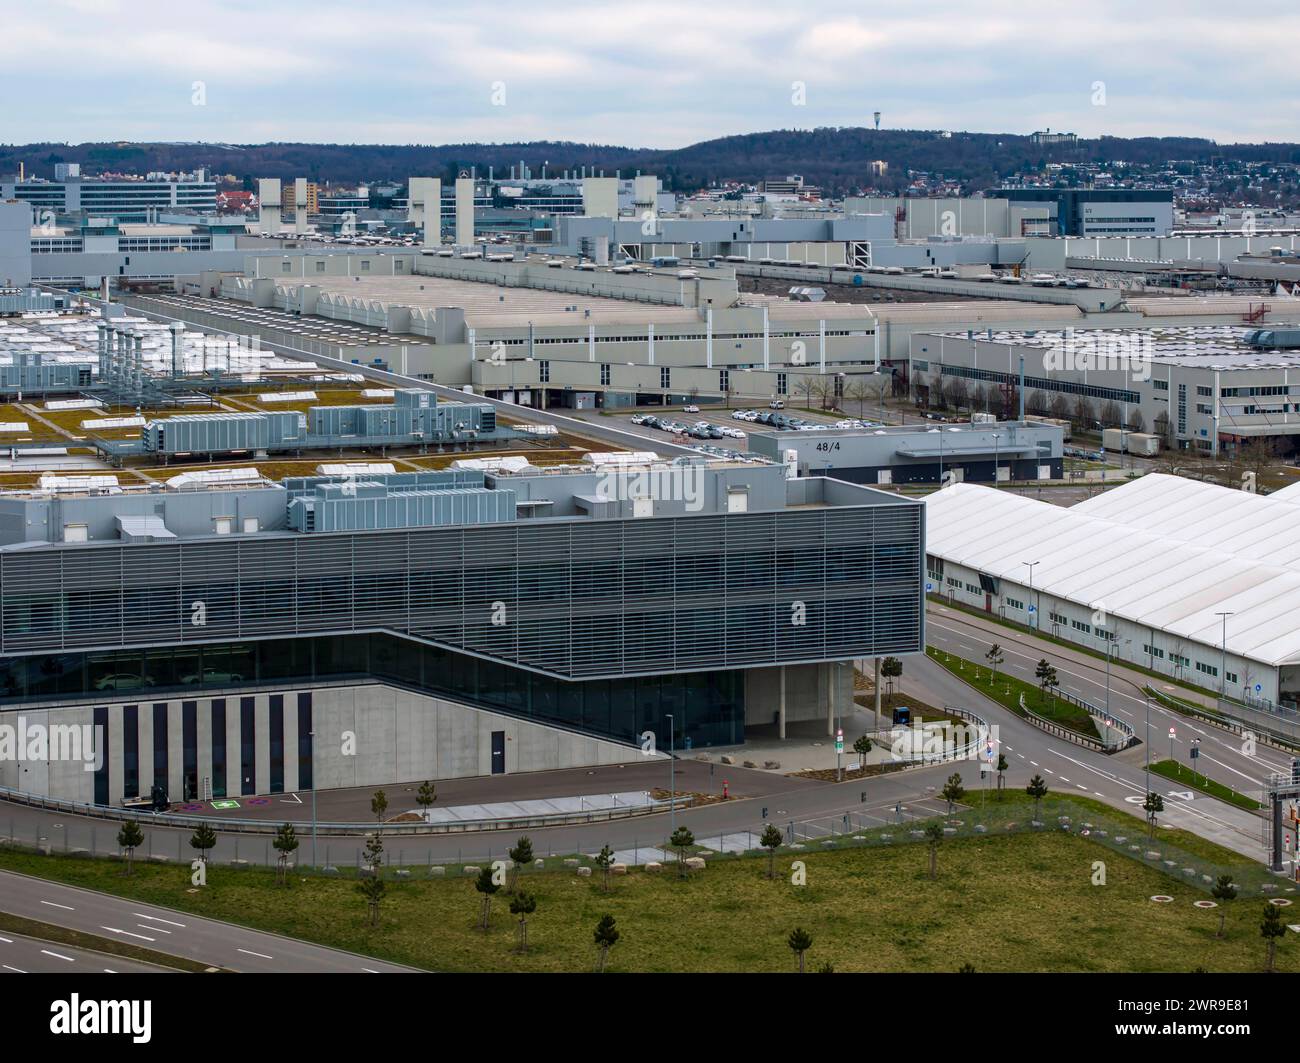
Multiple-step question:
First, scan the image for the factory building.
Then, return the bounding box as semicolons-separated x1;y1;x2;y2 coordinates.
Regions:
0;463;924;803
998;188;1175;237
0;171;218;222
748;419;1063;485
925;477;1300;707
910;324;1300;454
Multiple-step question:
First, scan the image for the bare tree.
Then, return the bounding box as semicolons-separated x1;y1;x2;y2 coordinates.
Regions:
1127;408;1146;433
1025;389;1049;417
845;378;871;418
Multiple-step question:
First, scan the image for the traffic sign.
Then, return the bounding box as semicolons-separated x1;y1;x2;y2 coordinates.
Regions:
835;728;844;753
1169;727;1176;737
1027;605;1037;613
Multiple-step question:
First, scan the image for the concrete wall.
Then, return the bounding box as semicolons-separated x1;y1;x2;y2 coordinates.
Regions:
0;682;644;804
0;200;33;286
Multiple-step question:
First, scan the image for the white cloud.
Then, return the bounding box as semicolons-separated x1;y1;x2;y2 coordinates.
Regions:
2;0;1297;146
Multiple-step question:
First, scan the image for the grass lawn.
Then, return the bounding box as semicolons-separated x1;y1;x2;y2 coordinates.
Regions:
927;646;1101;739
0;796;1290;973
1151;760;1262;812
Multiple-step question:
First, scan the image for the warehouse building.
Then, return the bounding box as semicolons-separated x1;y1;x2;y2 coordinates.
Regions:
925;478;1300;707
748;419;1063;485
0;462;923;803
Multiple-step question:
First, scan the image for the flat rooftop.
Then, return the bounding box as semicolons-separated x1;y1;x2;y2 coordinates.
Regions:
934;323;1300;370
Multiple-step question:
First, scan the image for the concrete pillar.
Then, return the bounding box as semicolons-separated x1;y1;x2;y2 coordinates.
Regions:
409;177;440;247
455;176;474;247
294;177;308;233
874;656;882;734
257;178;282;233
778;665;786;740
826;662;834;737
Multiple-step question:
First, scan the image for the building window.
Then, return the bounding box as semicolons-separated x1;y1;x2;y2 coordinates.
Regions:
281;261;292;273
777;372;788;395
1195;661;1219;678
1005;597;1024;610
660;367;671;389
122;704;139;799
182;700;197;801
360;260;370;271
600;363;610;386
153;703;168;798
269;694;284;794
539;360;550;383
240;696;256;796
719;369;730;393
1143;644;1165;660
297;693;313;791
1225;670;1238;685
1071;619;1092;635
315;261;326;273
211;699;226;799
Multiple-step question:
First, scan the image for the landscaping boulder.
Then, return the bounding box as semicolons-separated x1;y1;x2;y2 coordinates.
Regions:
611;863;628;876
645;861;663;873
576;866;592;877
684;856;707;871
463;865;481;876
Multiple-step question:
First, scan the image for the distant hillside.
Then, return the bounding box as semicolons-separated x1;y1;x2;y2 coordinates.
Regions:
4;128;1300;196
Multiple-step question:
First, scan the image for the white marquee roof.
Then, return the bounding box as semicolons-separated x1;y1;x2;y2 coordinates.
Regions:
924;482;1300;668
1073;473;1300;571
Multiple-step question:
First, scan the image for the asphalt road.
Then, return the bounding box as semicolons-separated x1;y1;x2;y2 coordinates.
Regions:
0;871;414;973
0;928;168;974
926;603;1296;798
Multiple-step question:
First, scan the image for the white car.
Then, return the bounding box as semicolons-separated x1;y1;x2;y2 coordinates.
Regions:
684;405;700;413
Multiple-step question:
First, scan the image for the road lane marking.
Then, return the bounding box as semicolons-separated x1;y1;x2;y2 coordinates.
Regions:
2;964;26;973
237;948;273;960
138;924;171;934
40;950;74;962
102;926;155;942
40;900;74;911
134;913;186;928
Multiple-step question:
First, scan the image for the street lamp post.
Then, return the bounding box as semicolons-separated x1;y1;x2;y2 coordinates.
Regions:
309;729;317;868
666;713;675;839
1023;561;1040;630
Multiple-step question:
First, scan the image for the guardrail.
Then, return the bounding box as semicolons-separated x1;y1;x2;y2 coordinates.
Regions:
1145;686;1300;752
1047;684;1139;752
0;783;692;836
1019;693;1109;752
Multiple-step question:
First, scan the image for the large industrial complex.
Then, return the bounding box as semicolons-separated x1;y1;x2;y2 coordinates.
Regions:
7;5;1300;995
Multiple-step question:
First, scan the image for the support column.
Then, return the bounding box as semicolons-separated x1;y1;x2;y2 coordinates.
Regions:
778;666;786;740
874;656;882;734
826;662;834;737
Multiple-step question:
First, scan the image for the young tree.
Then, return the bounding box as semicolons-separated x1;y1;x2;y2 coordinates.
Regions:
1025;774;1049;821
1211;875;1237;939
594;843;616;892
795;376;816;410
958;962;976;973
924;822;943;879
593;914;620;973
371;789;389;826
670;825;695;878
507;835;533;893
272;822;299;886
416;780;437;812
1034;659;1058;704
1143;792;1165;839
189;822;217;866
357;875;386;927
941;773;965;813
1261;903;1286;972
363;832;383;871
475;864;500;931
117;820;144;876
510;891;537;953
984;643;1004;682
846;378;871;418
760;823;783;880
881;656;903;697
995;753;1009;798
787;927;813;973
853;734;873;770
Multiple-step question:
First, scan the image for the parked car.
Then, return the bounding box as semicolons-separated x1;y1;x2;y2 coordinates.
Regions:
770;399;786;410
683;404;700;413
94;673;155;691
181;669;243;686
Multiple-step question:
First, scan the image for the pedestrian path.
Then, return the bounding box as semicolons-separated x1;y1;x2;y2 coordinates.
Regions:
414;790;665;825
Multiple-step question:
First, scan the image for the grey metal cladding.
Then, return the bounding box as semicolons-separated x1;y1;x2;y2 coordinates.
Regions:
0;501;922;679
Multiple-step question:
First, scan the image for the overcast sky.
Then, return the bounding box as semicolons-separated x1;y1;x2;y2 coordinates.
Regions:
5;0;1298;147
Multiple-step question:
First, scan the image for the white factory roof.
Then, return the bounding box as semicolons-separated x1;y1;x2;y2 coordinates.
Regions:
1267;480;1300;503
924;482;1300;667
1072;473;1300;570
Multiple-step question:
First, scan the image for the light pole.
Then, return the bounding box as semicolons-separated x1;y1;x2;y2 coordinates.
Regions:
309;729;318;868
1023;561;1040;630
1143;695;1152;798
1215;611;1234;698
665;713;675;838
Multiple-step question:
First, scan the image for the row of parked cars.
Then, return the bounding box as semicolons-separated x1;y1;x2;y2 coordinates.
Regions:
631;414;746;440
731;410;879;432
